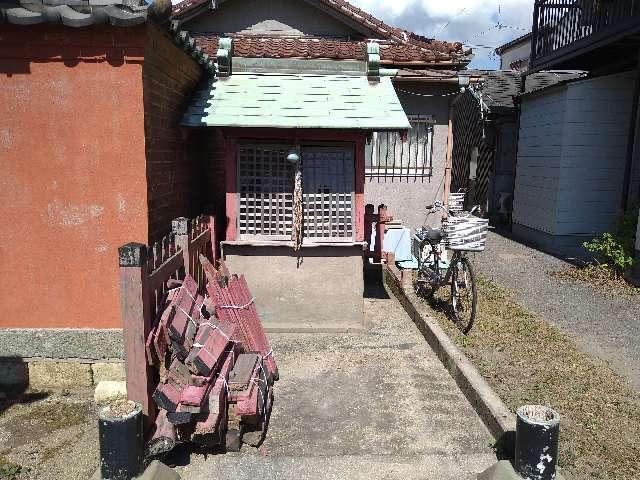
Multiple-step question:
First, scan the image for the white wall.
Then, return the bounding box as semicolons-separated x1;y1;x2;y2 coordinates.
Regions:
499;41;531;71
184;0;363;37
513;71;636;239
364;85;454;232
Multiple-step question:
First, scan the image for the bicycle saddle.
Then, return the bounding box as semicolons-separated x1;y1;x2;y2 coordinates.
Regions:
423;227;443;243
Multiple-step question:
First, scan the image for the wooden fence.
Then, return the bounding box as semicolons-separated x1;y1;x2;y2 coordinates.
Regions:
118;214;215;423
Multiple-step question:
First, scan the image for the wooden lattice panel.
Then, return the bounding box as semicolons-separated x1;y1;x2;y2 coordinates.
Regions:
237;144;355;242
238;145;295;240
302;148;354;241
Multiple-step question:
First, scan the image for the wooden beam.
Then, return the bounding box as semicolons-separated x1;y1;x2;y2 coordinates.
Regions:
443;107;454;210
119;243;156;424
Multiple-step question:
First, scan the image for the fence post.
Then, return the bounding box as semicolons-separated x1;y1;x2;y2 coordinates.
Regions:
204;214;217;263
364;204;375;257
375;204;388;263
172;217;191;277
118;242;155;424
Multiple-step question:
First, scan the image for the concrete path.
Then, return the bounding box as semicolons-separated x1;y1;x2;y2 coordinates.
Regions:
474;231;640;391
178;287;495;480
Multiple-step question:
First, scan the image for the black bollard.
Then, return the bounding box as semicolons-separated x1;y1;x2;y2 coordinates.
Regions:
98;400;144;480
515;405;560;480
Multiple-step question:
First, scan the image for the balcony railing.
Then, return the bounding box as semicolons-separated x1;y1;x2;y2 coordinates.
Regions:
531;0;640;68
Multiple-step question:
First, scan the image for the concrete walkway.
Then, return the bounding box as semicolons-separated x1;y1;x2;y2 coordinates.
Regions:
474;231;640;391
178;286;495;479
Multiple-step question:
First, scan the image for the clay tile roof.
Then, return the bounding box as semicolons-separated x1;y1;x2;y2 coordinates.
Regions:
0;0;149;27
193;33;467;65
173;0;470;66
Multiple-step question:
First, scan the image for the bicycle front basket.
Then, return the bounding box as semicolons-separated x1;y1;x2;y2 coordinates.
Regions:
448;192;466;214
443;216;489;251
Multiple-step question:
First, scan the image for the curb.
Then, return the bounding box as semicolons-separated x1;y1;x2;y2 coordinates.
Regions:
383;265;517;450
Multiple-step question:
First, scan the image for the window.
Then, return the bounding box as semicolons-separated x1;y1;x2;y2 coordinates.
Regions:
237;144;355;242
365;115;434;178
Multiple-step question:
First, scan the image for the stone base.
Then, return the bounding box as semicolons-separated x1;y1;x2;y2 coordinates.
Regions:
477;460;566;480
91;460;179;480
0;358;125;390
223;242;366;332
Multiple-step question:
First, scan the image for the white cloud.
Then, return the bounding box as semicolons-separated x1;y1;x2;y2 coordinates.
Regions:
349;0;534;69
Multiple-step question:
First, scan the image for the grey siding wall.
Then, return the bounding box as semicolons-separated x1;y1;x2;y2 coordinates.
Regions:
184;0;362;37
513;86;566;234
556;72;635;235
513;71;636;245
364;84;455;232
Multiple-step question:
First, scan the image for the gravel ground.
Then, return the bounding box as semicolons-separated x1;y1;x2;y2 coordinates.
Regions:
0;389;98;480
473;231;640;391
179;284;496;480
0;283;496;480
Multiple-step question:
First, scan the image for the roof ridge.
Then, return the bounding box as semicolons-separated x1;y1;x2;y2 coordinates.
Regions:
172;0;466;60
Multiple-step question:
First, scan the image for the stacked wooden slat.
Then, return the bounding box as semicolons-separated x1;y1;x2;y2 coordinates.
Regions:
146;258;277;456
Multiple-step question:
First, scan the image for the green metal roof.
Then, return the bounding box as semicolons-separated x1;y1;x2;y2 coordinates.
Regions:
182;72;410;130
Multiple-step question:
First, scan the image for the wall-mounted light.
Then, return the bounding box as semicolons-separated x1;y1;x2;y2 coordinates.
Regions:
287;149;301;164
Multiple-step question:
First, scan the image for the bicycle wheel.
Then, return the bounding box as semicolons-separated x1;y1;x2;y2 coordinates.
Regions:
449;255;477;334
414;240;438;298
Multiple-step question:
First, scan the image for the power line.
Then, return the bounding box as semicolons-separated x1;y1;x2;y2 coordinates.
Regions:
435;7;467;35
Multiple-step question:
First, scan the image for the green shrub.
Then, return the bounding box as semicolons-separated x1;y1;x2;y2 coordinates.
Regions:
583;206;638;277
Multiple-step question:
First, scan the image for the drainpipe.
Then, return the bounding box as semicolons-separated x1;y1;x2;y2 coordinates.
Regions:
621;49;640;211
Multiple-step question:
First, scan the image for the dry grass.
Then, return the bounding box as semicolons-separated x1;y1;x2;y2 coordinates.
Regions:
424;277;640;480
549;264;640;299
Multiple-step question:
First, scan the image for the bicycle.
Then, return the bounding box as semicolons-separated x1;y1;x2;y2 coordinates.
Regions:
413;201;487;334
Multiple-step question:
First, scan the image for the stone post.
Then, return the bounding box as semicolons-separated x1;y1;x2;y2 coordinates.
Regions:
172;217;191;277
633;210;640;282
118;243;155;424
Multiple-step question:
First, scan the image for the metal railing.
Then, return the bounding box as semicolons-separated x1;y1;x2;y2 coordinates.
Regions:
531;0;640;67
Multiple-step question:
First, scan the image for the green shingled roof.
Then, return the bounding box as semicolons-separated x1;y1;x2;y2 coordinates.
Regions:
182;72;410;130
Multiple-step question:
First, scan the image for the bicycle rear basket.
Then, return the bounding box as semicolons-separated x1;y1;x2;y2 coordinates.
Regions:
448;192;465;214
443;216;489;251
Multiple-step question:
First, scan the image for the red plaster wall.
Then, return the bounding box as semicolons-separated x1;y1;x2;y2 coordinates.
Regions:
0;26;149;328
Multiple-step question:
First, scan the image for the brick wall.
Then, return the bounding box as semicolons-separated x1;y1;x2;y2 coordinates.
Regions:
143;24;204;241
201;129;227;237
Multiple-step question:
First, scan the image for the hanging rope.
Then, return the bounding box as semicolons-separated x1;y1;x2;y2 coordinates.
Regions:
292;160;303;263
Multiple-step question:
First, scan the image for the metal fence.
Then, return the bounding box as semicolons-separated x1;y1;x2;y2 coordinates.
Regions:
365;115;434;179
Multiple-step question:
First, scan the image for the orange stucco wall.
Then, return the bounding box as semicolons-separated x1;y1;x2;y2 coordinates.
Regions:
0;26;149;328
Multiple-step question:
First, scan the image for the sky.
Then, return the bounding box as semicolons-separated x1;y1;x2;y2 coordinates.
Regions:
349;0;534;69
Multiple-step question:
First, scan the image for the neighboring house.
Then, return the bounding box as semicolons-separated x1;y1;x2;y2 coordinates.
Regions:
171;0;473;326
513;0;640;263
495;33;531;72
173;0;472;233
0;1;214;339
451;71;583;224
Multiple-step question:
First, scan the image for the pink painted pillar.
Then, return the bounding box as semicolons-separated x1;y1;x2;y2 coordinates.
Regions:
355;136;366;242
225;137;238;241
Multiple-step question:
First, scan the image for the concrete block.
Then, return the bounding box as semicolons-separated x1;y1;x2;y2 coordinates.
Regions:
94;381;127;403
91;362;126;383
138;460;180;480
477;460;566;480
0;359;28;389
28;361;92;389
